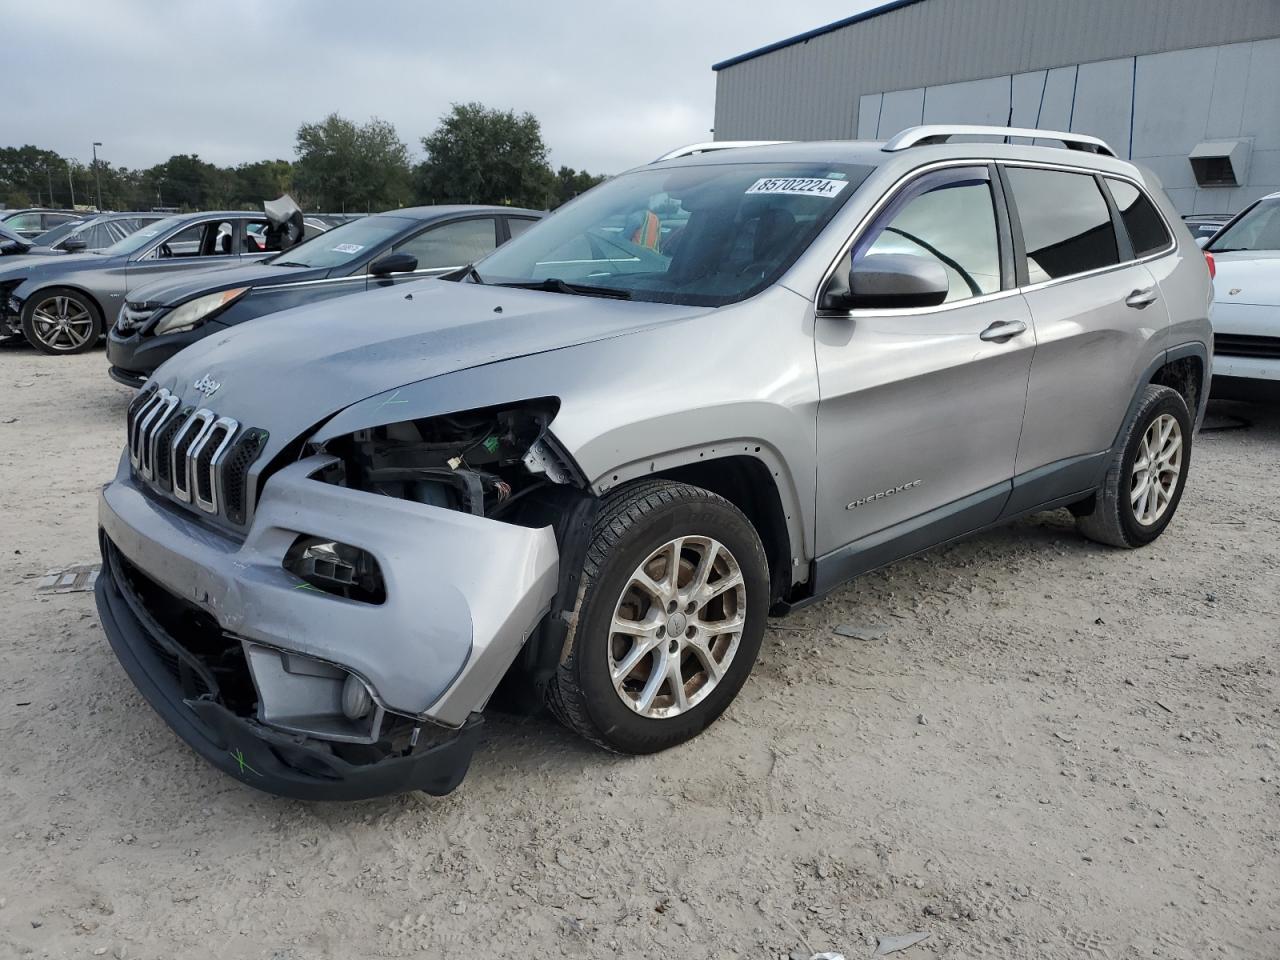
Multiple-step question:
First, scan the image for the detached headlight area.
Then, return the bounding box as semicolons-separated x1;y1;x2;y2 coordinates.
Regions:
152;287;249;336
284;536;386;604
311;399;575;520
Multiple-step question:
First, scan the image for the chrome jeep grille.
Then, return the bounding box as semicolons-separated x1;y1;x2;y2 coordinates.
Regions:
127;387;263;522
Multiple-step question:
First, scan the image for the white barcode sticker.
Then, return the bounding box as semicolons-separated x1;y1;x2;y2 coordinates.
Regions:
745;177;849;198
332;243;364;254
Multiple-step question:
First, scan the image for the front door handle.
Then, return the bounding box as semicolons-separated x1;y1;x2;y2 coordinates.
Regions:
979;319;1027;343
1125;287;1158;309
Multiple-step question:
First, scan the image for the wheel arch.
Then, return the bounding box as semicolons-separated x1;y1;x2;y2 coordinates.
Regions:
22;282;107;322
1149;345;1208;429
594;446;806;604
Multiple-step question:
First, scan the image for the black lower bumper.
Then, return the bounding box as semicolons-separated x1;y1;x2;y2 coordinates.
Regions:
95;536;481;801
108;365;147;389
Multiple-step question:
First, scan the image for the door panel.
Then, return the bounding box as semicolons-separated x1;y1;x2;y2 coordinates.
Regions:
124;219;239;295
1016;263;1168;473
814;165;1032;557
1004;166;1172;474
815;295;1034;554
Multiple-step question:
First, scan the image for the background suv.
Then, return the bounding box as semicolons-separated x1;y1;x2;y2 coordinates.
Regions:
95;126;1211;799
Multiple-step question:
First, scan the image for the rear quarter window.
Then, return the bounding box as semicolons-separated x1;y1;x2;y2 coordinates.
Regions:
1106;179;1172;258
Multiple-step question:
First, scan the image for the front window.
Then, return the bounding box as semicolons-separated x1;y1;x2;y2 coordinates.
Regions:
268;215;413;269
97;216;188;256
476;161;872;306
1208;198;1280;253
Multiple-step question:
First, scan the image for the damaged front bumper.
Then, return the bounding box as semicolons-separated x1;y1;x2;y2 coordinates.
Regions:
95;454;559;799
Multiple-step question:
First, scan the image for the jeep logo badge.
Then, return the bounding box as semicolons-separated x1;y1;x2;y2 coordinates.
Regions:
192;374;221;398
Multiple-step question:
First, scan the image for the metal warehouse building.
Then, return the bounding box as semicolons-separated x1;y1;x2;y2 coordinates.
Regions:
712;0;1280;215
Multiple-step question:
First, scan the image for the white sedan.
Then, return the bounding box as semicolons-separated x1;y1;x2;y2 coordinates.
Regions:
1205;192;1280;397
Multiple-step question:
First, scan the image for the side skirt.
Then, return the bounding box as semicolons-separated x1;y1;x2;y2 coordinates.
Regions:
786;453;1107;612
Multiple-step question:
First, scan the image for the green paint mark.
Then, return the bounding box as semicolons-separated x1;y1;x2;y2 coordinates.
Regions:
294;581;323;592
377;389;409;409
230;748;261;777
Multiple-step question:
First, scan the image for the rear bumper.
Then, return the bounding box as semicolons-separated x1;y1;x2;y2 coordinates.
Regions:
95;544;482;800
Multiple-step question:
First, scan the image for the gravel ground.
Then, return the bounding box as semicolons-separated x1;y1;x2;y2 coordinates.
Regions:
1;349;1277;960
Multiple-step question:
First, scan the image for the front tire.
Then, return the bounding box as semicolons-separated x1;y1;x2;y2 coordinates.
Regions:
547;480;769;754
21;288;103;355
1076;384;1192;548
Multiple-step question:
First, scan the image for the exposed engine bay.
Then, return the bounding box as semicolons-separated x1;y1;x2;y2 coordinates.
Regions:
314;402;572;521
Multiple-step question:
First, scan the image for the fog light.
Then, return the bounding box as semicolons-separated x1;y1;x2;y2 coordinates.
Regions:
341;673;373;720
283;536;385;604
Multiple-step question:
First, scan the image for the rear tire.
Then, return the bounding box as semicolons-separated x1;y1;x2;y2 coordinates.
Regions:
21;287;103;355
547;480;769;754
1076;384;1191;548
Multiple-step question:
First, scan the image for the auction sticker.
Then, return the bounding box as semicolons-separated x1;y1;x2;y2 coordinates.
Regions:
746;177;848;198
332;243;364;254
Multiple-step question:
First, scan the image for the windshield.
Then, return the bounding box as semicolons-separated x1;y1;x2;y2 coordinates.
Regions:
267;215;411;268
97;215;188;256
1208;198;1280;252
32;219;88;247
477;161;872;306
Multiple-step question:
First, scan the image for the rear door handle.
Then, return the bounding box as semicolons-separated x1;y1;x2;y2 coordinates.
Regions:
1125;287;1158;309
979;319;1027;343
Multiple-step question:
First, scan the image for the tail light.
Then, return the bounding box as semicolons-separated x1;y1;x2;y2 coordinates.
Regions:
1204;251;1216;279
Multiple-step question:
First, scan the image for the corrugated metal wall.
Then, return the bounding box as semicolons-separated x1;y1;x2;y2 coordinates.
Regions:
714;0;1280;141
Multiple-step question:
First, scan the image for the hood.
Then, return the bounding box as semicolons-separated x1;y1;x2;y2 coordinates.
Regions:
148;278;710;459
127;260;330;306
1210;251;1280;306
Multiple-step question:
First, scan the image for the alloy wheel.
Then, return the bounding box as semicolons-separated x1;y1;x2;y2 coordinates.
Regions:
1130;413;1182;525
608;536;747;718
30;295;94;351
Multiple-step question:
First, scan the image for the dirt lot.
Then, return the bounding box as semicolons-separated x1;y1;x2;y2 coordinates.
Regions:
1;349;1277;960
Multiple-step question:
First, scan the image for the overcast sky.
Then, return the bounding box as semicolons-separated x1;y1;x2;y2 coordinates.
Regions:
8;1;877;175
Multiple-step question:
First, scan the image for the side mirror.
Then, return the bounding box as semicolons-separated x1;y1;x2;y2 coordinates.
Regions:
1194;235;1211;249
61;236;88;252
822;253;950;311
369;252;418;276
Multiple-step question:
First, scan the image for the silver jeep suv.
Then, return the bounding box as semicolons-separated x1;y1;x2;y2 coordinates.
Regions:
95;126;1213;799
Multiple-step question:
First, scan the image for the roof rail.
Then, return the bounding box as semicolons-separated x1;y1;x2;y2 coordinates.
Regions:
882;125;1117;158
654;140;788;162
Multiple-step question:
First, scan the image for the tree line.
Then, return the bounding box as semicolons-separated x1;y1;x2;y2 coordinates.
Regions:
0;104;605;214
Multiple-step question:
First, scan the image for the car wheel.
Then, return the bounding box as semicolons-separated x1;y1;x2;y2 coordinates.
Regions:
547;479;770;754
20;288;103;355
1076;384;1192;548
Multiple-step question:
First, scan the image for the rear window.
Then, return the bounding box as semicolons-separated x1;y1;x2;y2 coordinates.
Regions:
1006;167;1119;282
1106;179;1171;258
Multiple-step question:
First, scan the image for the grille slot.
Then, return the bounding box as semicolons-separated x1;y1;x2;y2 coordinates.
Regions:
126;395;263;524
1214;334;1280;360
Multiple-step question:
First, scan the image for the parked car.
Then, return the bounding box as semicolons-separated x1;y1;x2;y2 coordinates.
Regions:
1204;191;1280;398
0;207;80;239
1183;213;1233;243
107;205;542;386
0;210;273;354
95;125;1211;799
1;212;167;257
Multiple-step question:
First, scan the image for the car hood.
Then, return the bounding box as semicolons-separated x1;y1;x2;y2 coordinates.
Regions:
127;260;331;306
149;278;710;458
1211;251;1280;306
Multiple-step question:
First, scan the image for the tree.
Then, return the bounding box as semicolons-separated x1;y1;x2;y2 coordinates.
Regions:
293;113;411;212
555;165;605;207
0;145;69;207
416;103;557;209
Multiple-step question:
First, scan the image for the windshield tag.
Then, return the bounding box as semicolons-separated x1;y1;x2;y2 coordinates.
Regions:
332;243;364;254
745;177;848;198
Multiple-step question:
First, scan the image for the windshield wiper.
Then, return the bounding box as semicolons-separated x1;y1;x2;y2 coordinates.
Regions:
496;277;631;300
273;260;309;267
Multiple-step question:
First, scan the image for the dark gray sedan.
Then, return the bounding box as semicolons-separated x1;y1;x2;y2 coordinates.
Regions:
0;212;166;257
106;205;542;386
0;210;272;353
